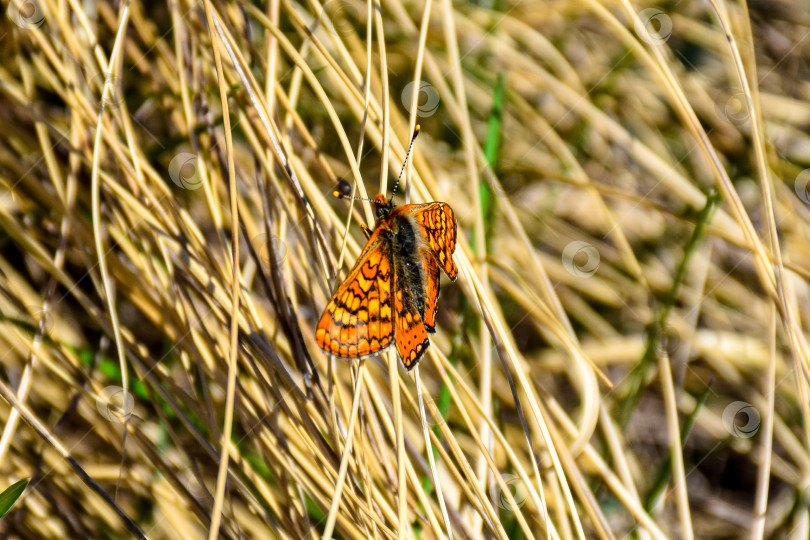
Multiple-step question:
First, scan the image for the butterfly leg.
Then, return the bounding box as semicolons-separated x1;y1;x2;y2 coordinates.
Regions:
360;223;373;239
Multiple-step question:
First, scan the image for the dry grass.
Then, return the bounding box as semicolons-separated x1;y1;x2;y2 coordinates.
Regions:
1;0;810;538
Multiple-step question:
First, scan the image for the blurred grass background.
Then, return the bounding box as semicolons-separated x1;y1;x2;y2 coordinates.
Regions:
1;0;810;538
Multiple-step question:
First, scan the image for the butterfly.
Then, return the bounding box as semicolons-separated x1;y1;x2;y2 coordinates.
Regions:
315;128;458;369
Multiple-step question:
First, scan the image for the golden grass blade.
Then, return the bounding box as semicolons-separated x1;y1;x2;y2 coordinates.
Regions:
656;340;693;538
414;365;453;540
751;306;776;540
388;350;407;539
322;359;366;540
88;1;133;503
202;3;241;538
2;0;809;537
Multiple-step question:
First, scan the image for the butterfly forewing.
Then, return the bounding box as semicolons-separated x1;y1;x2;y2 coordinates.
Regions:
316;232;395;358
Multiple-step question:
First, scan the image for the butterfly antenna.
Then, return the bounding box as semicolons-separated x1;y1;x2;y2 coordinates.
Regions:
391;124;420;198
331;179;375;202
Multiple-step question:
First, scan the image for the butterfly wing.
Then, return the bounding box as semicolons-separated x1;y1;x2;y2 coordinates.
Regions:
316;232;395;358
393;286;430;370
318;201;456;367
420;255;440;333
408;202;458;280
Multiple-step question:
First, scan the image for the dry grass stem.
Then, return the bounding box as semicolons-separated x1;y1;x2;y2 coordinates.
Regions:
0;0;809;538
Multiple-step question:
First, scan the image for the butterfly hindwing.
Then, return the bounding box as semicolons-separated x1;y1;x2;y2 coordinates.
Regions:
393;286;430;370
420;255;440;332
316;232;395;358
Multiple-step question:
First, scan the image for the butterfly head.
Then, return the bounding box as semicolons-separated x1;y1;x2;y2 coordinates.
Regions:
373;193;395;219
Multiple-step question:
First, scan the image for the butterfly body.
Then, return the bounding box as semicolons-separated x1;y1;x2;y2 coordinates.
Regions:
316;195;457;369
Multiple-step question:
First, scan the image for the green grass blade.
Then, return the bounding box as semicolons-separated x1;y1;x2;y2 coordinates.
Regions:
0;478;29;519
644;382;713;512
618;191;719;427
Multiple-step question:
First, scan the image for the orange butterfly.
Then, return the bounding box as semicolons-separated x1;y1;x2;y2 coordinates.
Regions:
316;129;458;369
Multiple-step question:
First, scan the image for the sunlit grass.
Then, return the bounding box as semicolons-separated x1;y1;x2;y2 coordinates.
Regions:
0;0;809;538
